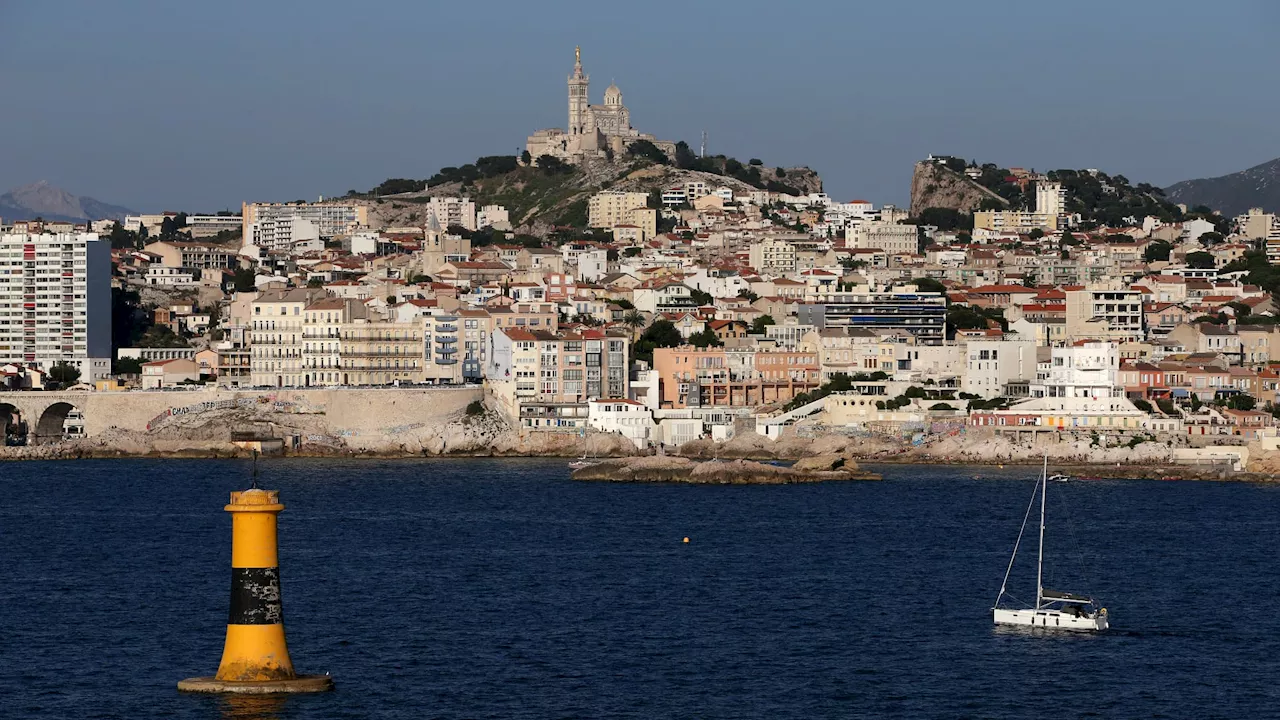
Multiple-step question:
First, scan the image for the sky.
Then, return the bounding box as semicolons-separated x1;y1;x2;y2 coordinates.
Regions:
2;0;1278;213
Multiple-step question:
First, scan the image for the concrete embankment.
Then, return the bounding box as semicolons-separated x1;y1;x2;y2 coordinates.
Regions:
0;386;646;461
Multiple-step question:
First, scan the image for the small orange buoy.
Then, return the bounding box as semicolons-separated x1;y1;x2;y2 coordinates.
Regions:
682;537;690;544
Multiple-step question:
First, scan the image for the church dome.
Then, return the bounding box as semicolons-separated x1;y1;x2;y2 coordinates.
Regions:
604;82;622;105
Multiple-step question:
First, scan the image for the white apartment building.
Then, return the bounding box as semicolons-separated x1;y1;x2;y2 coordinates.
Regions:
0;231;112;382
963;336;1037;398
143;266;196;286
184;215;242;238
242;201;368;253
1031;341;1121;399
1036;181;1066;217
428;197;477;231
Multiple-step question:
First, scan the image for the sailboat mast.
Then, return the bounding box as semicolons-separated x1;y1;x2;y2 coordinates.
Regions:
1036;454;1046;610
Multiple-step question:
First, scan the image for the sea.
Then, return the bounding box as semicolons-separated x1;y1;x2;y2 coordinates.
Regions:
3;458;1279;719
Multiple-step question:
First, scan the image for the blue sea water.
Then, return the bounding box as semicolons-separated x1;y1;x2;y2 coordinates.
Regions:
2;458;1279;719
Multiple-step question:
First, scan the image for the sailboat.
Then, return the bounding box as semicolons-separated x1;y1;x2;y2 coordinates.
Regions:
993;455;1109;632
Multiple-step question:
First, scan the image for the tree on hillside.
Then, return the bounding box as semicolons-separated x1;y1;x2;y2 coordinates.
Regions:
1186;251;1216;269
108;222;139;249
751;315;776;334
622;309;646;336
232;266;257;293
626;140;669;165
113;356;143;376
633;319;682;365
49;361;81;387
535;155;572;174
911;277;946;294
1144;240;1173;263
688;328;722;348
690;288;714;306
914;208;972;232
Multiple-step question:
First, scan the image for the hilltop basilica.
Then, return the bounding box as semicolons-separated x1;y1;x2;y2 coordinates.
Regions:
526;47;677;164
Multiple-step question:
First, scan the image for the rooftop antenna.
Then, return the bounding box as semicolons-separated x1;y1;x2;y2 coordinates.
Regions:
700;130;707;159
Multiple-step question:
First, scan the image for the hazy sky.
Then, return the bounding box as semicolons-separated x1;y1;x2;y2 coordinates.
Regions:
2;0;1278;213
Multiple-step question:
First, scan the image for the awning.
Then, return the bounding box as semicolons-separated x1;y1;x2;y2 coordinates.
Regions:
1170;389;1190;398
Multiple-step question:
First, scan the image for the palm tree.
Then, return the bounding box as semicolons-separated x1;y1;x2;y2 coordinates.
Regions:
623;309;646;336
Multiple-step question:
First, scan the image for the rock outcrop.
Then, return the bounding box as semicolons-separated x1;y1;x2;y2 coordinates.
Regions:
909;161;1008;217
572;456;879;484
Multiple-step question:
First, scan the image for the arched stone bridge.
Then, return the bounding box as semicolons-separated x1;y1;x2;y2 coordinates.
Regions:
0;387;483;445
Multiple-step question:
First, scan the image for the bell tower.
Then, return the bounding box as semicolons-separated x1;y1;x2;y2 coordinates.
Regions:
567;45;589;136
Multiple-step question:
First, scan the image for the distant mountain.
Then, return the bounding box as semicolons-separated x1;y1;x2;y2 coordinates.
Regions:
1164;158;1280;218
0;181;135;223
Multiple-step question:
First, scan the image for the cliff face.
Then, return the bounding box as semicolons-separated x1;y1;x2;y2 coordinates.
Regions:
909;161;1007;217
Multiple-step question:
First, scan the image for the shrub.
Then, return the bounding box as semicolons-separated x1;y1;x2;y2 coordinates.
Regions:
465;401;484;417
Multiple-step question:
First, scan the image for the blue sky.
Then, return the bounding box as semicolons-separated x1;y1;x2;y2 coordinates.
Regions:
2;0;1277;212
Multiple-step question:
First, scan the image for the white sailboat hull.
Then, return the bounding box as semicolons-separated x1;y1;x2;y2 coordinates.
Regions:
993;607;1108;632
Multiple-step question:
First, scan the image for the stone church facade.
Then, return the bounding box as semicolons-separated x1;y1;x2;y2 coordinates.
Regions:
526;47;676;164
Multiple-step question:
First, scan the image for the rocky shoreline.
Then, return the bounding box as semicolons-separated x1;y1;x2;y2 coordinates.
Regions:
4;402;1278;483
571;455;881;484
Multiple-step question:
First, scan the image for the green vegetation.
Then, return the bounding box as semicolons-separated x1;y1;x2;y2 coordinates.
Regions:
1185;251;1216;269
634;319;682;365
370;178;427;195
690;289;713;306
113;356;144;375
750;314;776;334
626;140;669;164
688;328;722;348
946;305;1007;333
1133;399;1154;413
138;325;188;348
1221;250;1280;297
232;267;257;293
912;207;973;232
911;277;946;294
1144;240;1172;262
49;361;81;387
465;400;485;417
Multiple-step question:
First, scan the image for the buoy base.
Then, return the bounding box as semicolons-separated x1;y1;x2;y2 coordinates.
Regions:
178;675;334;694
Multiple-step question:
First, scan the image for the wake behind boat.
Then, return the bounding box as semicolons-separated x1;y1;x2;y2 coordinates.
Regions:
993;456;1109;632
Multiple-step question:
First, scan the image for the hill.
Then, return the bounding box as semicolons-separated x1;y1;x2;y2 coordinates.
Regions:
354;150;822;236
910;157;1182;229
1164;157;1280;217
0;181;135;223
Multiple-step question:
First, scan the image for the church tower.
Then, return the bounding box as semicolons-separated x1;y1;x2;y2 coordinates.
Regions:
568;46;589;136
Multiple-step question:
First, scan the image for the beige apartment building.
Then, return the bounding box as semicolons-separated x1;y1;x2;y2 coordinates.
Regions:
848;221;918;255
588;191;656;239
1064;285;1144;343
341;318;424;386
748;237;798;275
249;288;328;387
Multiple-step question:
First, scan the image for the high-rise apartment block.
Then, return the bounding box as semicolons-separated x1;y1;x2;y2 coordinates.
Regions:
427;197;477;231
0;230;111;381
242;201;368;253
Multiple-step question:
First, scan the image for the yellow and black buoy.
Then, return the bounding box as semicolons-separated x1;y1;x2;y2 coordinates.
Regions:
178;486;333;694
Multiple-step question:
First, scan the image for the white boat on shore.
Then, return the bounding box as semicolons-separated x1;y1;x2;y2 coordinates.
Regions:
993;456;1109;632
